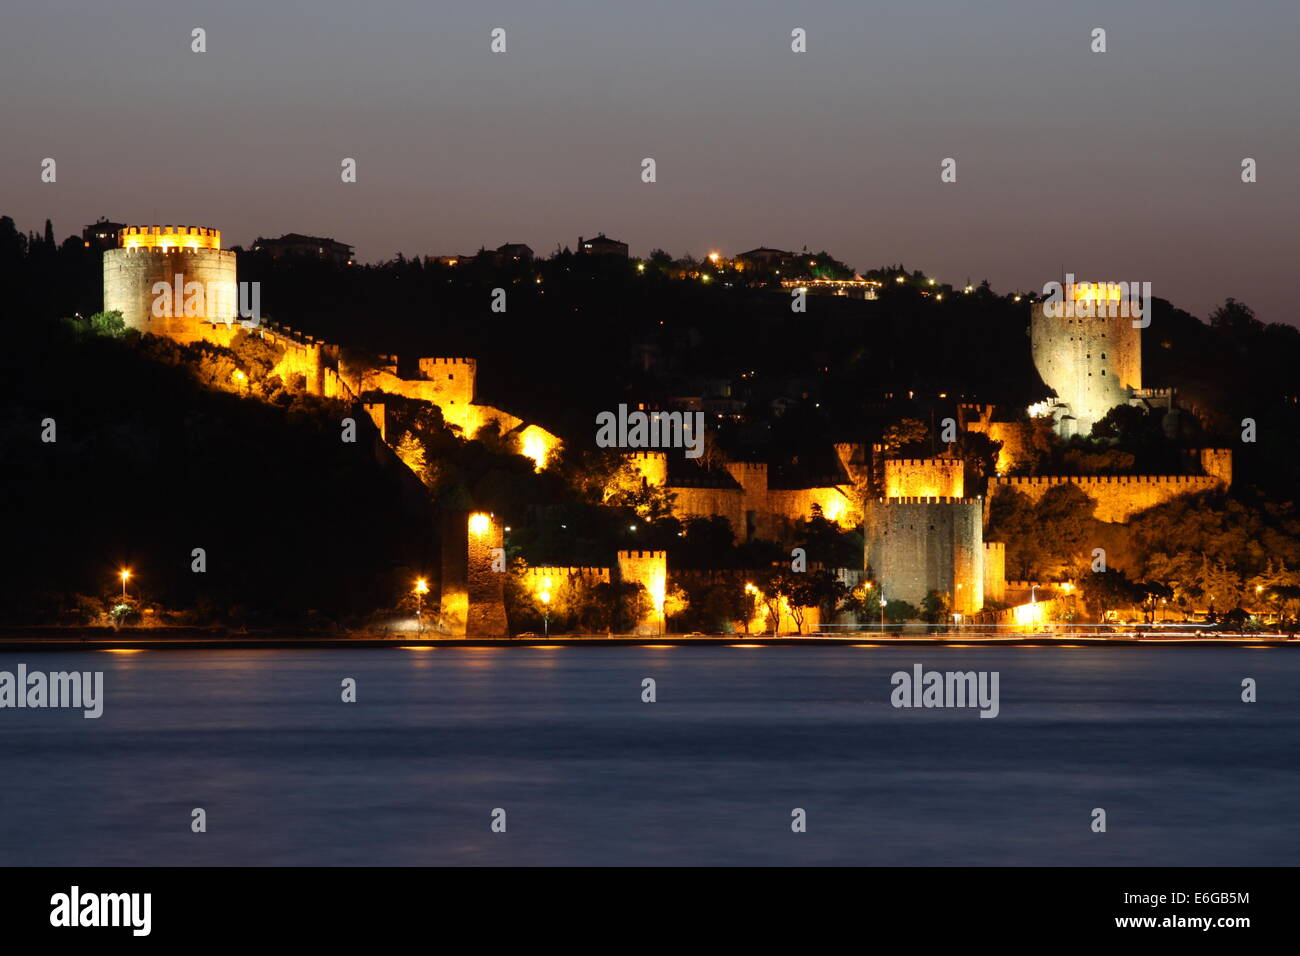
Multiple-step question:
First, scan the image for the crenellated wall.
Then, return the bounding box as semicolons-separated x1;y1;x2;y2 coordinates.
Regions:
983;542;1006;604
520;567;611;590
625;451;669;487
883;457;964;499
614;453;857;543
767;486;856;527
669;485;745;534
985;473;1225;524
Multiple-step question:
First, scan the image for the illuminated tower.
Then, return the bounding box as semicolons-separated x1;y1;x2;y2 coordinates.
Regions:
864;497;984;616
103;225;237;342
1030;283;1142;436
616;550;667;636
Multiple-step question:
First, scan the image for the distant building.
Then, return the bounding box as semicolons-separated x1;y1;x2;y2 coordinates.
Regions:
82;218;125;250
780;278;881;300
578;234;628;258
253;233;354;265
494;242;533;263
735;247;794;271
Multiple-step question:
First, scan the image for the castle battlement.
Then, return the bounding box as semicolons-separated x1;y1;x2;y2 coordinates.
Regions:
875;495;981;505
523;566;610;576
616;550;667;560
888;458;961;469
119;225;221;250
113;246;233;257
986;471;1225;524
993;474;1218;488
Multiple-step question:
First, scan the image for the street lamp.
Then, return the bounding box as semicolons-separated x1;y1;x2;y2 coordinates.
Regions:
414;577;428;636
119;569;131;600
879;594;887;633
540;589;551;639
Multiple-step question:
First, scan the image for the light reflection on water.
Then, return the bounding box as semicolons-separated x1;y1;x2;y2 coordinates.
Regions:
0;646;1295;866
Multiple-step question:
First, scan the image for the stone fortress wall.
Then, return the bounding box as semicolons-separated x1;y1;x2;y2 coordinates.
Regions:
619;448;860;543
863;497;985;615
102;224;559;468
883;457;964;499
985;465;1229;525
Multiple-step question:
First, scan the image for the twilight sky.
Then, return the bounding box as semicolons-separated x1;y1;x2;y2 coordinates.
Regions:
2;0;1297;323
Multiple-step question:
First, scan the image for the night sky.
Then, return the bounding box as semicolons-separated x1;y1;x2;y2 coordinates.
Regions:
2;0;1296;322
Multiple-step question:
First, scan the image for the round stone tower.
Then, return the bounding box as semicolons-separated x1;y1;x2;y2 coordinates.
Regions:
1030;288;1141;436
103;225;237;342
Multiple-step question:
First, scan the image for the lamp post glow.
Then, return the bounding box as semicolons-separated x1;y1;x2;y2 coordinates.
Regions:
414;577;428;636
119;569;131;599
540;589;551;639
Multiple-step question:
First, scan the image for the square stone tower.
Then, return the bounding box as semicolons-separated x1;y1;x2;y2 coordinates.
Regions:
863;497;984;615
440;510;508;637
616;550;667;636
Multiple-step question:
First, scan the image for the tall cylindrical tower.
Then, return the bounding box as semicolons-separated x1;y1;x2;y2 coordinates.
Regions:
1030;288;1142;435
103;225;237;342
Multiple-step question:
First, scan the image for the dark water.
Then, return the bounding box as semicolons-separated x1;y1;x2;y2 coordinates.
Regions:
1;645;1295;866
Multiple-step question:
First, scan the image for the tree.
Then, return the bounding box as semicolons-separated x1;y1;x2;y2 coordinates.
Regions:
1209;298;1263;339
1079;568;1144;622
779;569;847;634
89;310;126;338
394;431;429;484
884;600;919;625
950;430;1002;488
920;590;950;631
793;514;863;569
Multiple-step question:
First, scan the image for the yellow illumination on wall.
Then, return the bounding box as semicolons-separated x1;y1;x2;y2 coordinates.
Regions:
1071;281;1125;302
519;427;558;472
469;512;491;536
120;226;222;251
